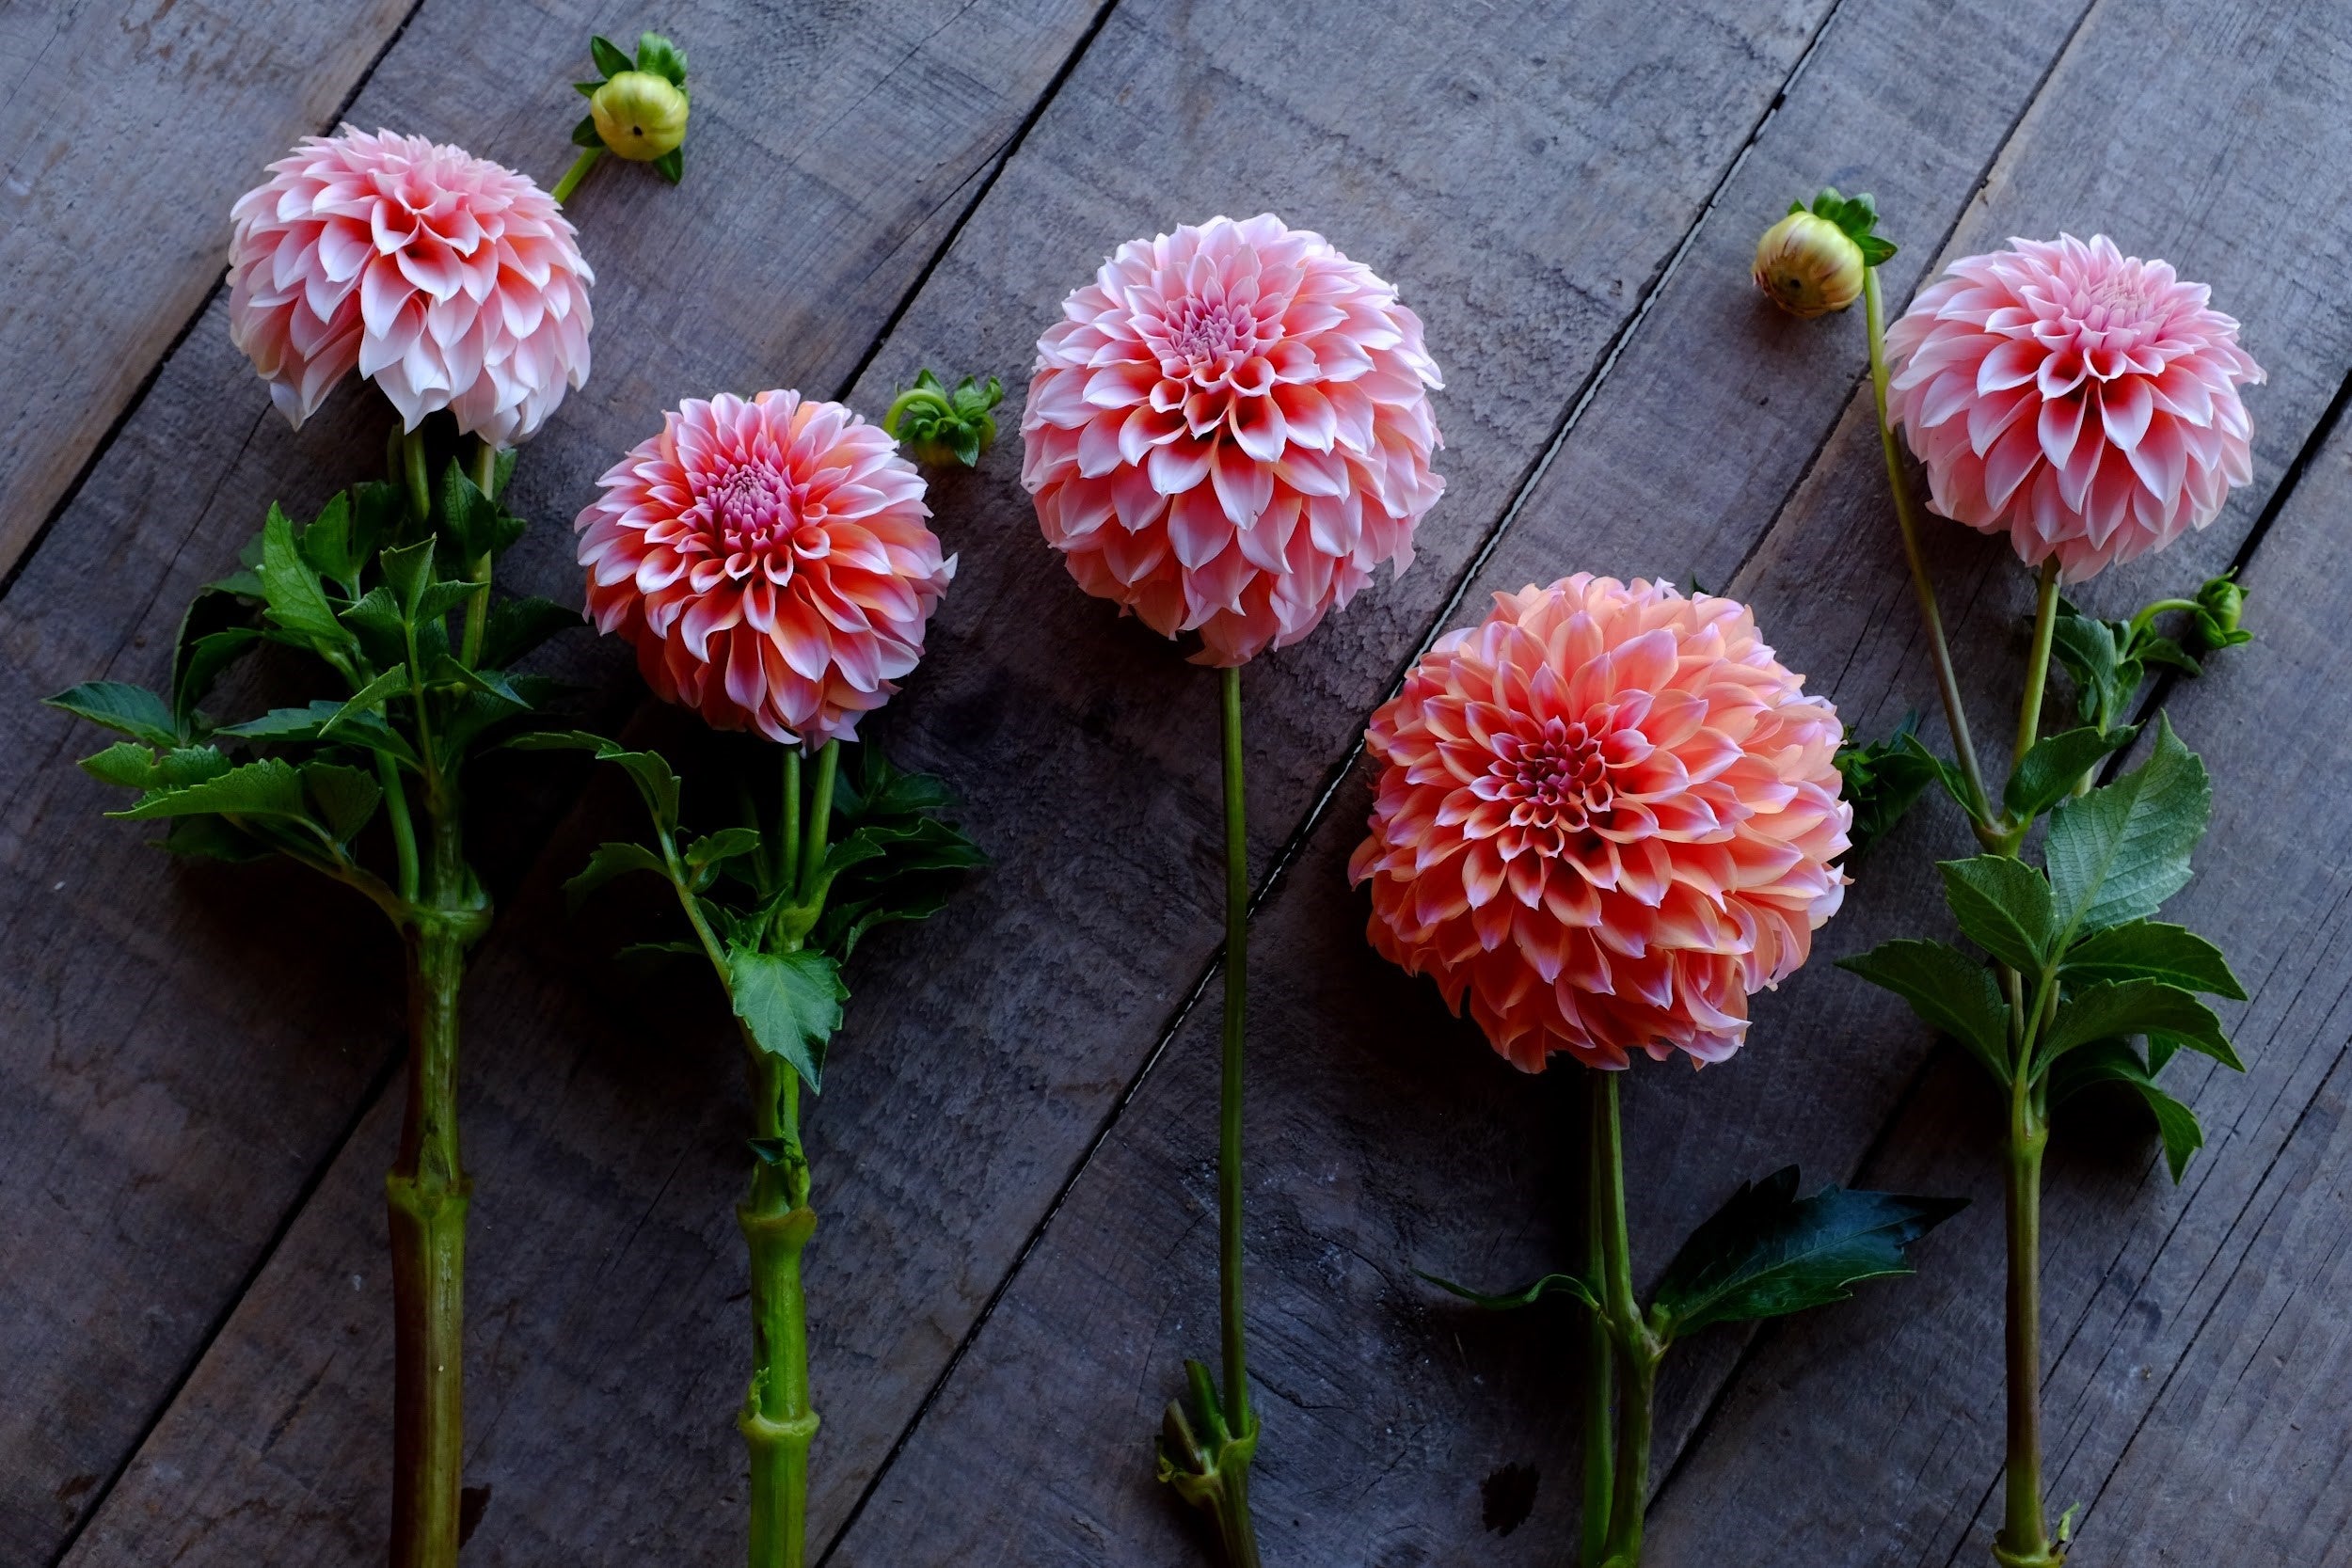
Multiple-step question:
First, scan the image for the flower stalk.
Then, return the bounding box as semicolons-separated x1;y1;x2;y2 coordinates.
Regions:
738;1039;818;1568
1994;1072;2055;1568
1587;1072;1666;1568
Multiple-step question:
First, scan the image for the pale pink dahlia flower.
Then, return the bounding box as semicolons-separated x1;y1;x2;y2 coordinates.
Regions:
1021;214;1444;666
575;392;954;749
228;127;594;447
1349;577;1851;1072
1886;234;2263;581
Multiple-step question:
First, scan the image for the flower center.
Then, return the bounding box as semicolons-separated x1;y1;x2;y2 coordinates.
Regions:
700;460;804;563
1164;299;1253;373
1488;719;1613;833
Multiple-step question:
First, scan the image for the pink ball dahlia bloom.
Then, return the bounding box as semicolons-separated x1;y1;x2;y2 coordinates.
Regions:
1021;214;1444;666
575;391;954;749
1885;234;2264;580
228;127;594;447
1349;577;1851;1072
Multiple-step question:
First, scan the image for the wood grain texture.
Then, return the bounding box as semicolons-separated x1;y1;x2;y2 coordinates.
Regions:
56;0;1851;1560
1;0;1107;1562
0;0;413;579
823;0;2107;1561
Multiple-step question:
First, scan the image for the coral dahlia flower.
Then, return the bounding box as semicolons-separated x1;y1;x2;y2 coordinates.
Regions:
1885;234;2263;580
1022;214;1443;666
575;391;953;748
229;127;594;447
1349;577;1851;1071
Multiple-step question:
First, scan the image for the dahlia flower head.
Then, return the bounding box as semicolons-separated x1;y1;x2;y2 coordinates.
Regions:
1022;214;1444;666
1886;234;2263;581
228;127;594;448
1349;576;1851;1072
575;391;954;749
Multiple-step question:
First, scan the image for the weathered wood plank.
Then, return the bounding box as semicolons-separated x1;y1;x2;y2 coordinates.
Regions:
56;0;1853;1560
823;0;2114;1560
0;0;1109;1560
0;0;413;580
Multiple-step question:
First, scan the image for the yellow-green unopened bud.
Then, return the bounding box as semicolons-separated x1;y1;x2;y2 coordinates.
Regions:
591;71;689;161
1753;211;1867;318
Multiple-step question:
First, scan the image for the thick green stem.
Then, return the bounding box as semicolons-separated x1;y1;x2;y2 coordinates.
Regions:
401;428;432;529
459;441;499;668
799;742;838;901
780;749;803;894
1581;1073;1617;1567
739;1043;817;1568
1994;1080;2056;1568
2015;561;2061;767
1865;267;1995;837
1217;665;1252;1444
1594;1073;1661;1568
386;813;482;1568
550;146;602;205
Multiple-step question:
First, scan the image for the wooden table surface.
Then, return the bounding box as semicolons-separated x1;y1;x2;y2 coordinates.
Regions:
7;1;2349;1564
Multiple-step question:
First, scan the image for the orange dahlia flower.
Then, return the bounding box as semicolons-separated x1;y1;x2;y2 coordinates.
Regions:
1349;577;1851;1070
1021;214;1443;666
575;391;953;748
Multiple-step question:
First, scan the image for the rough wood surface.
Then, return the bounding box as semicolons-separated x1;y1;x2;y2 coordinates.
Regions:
55;0;1857;1560
825;0;2113;1561
0;0;1109;1561
0;0;413;580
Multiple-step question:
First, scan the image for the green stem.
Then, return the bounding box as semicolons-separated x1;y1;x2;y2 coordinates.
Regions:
739;1040;817;1568
780;748;803;895
377;751;421;903
402;427;432;529
1865;266;1996;839
459;441;498;668
2125;598;2200;645
1581;1073;1617;1567
1594;1073;1661;1568
881;388;953;437
2015;561;2061;767
1994;1075;2055;1568
799;742;838;901
1214;663;1263;1568
550;146;602;205
386;811;482;1568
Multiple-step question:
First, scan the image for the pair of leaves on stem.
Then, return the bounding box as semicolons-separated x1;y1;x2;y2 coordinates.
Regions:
50;466;576;904
1841;720;2246;1179
541;735;984;1095
1425;1168;1962;1340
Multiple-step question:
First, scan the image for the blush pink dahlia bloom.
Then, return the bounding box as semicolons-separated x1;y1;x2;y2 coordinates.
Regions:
575;391;953;748
228;127;594;447
1022;214;1443;666
1885;234;2263;580
1349;577;1851;1072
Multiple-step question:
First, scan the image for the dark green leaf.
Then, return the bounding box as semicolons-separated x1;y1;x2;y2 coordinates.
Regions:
1837;939;2012;1082
1938;856;2055;974
260;502;349;648
589;33;633;76
2046;716;2210;942
45;682;178;747
2038;979;2239;1077
687;827;763;878
571;113;602;149
380;538;437;617
80;741;230;792
2061;921;2245;1001
174;627;263;727
1649;1167;1965;1337
503;730;681;829
2051;604;2133;733
481;596;584;668
636;30;688;84
1835;717;1938;854
728;946;847;1093
1898;732;1988;824
1415;1269;1597;1312
2137;634;2202;676
297;492;366;594
654;147;683;184
161;814;270;863
436;463;518;560
302;762;380;841
1855;233;1897;265
114;756;313;826
565;840;674;911
2005;726;2136;823
2046;1039;2204;1180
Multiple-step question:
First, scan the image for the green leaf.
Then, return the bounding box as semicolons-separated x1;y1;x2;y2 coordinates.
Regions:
297;492;366;594
747;1137;806;1179
113;756;312;825
214;698;420;768
2061;921;2245;1001
1899;732;1988;824
46;682;179;747
340;585;406;647
2137;634;2202;676
2045;716;2210;942
817;887;954;960
589;33;633;76
2037;979;2239;1077
302;762;380;841
436;463;519;561
686;827;764;882
636;30;688;85
174;627;263;727
1837;939;2013;1083
1938;856;2055;975
481;596;584;669
380;538;437;617
565;840;674;911
1415;1269;1597;1312
571;113;603;150
2046;1039;2204;1181
80;741;230;792
503;730;681;830
161;814;270;863
1855;233;1897;266
2005;725;2136;823
1649;1168;1965;1337
2051;602;2138;734
728;947;848;1093
653;147;683;185
1834;716;1938;854
260;502;350;648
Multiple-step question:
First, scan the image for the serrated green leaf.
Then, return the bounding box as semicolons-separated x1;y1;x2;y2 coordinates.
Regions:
1835;716;1938;854
81;740;234;793
297;492;365;594
1938;856;2055;974
2045;1039;2204;1180
341;584;406;644
589;33;633;76
2005;725;2136;823
2046;716;2210;942
2061;921;2245;1001
46;682;179;747
1898;731;1988;824
214;697;420;768
260;502;349;647
2037;978;2238;1077
564;840;674;911
2137;634;2202;676
114;756;313;826
687;826;763;877
2052;603;2137;735
1649;1167;1965;1338
436;463;518;561
175;627;263;727
302;762;380;841
1415;1269;1597;1312
161;814;270;863
380;538;437;617
728;946;847;1093
1838;939;2012;1083
481;596;584;669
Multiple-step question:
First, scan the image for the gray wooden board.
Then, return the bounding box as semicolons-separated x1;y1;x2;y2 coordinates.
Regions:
0;0;414;578
823;0;2150;1560
0;0;1110;1560
48;0;1865;1560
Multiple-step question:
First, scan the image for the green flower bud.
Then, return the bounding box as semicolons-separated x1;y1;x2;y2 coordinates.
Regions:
591;71;689;161
883;371;1005;468
2196;574;2245;635
1753;211;1867;319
